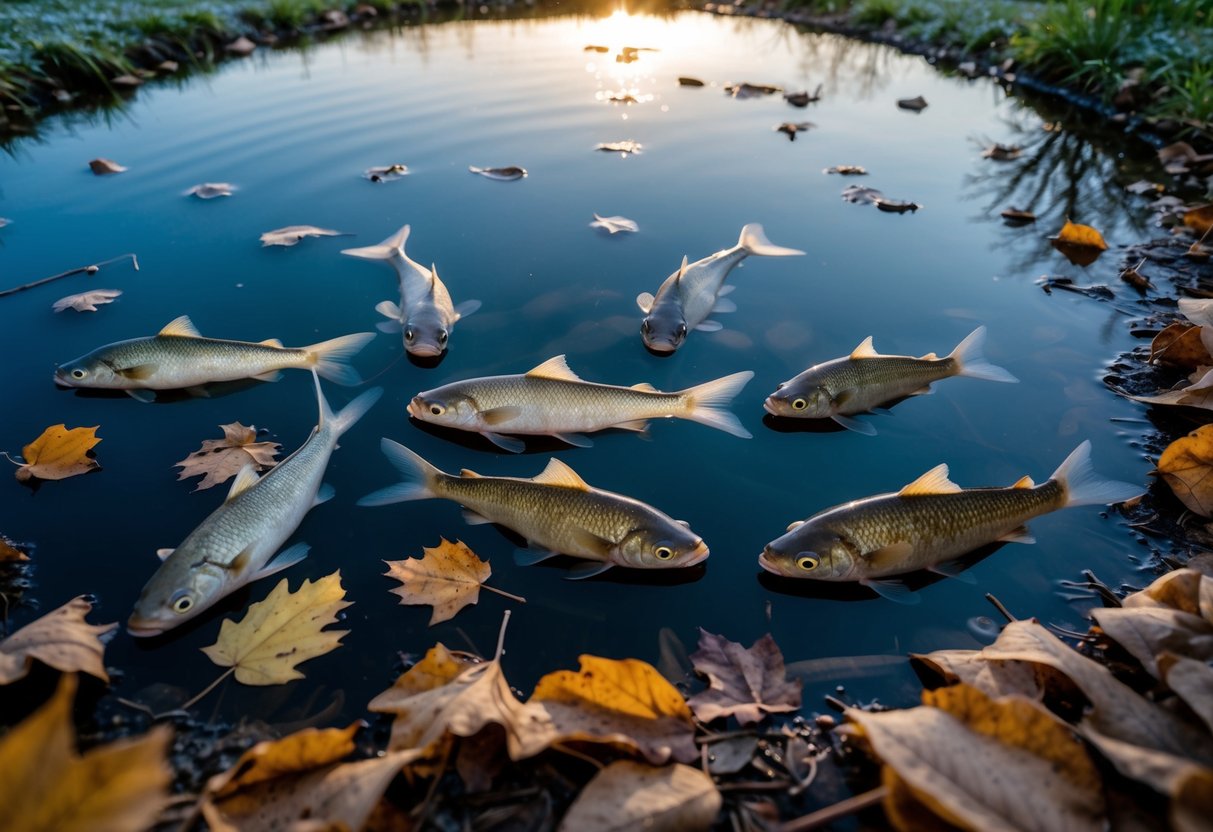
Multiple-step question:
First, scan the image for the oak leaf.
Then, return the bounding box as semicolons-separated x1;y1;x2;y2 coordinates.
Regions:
175;422;281;491
52;289;122;313
259;225;346;247
201;572;351;685
14;424;101;483
0;596;116;684
1051;220;1108;266
0;674;172;832
1156;425;1213;517
557;761;721;832
384;538;524;625
685;629;801;725
1150;323;1211;368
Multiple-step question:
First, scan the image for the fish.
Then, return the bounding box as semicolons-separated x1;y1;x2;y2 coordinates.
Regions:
406;354;754;452
358;442;709;579
758;440;1141;602
637;223;804;354
342;224;481;358
763;327;1018;435
54;316;375;402
127;375;383;636
468;165;527;181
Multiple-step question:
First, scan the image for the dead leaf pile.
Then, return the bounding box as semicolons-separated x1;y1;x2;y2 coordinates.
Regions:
174;421;281;491
384;537;525;625
1125;299;1213;410
11;424;101;483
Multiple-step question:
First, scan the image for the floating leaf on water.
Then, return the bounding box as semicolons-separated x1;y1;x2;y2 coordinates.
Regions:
14;424;101;483
678;76;705;87
725;82;780;99
1001;207;1036;225
595;140;642;155
557;761;720;832
1158;141;1213;175
157;60;179;73
1183;204;1213;236
590;213;639;235
186;182;236;199
88;158;126;175
874;198;921;214
841;185;883;204
775;121;815;140
1119;258;1154;292
363;163;409;182
1149;323;1210;368
1155;425;1213;518
783;84;822;107
603;91;638;103
982;143;1022;160
175;422;281;491
1051;219;1108;266
584;44;609;52
897;95;928;111
1126;180;1163;195
52;289;121;313
384;538;523;625
259;225;346;247
685;629;802;725
226;36;257;56
824;165;867;175
111;74;142;88
468;165;527;181
0;596;116;684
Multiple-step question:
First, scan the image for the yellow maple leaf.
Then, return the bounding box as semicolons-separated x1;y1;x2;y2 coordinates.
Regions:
1156;425;1213;517
201;571;350;686
0;596;116;685
14;424;100;482
0;674;172;832
384;538;525;625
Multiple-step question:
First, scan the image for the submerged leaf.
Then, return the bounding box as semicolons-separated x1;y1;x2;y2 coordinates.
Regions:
186;182;236;199
52;289;121;313
557;761;721;832
175;422;281;491
1156;425;1213;517
590;213;639;235
14;424;101;483
0;596;116;684
259;225;345;247
686;629;801;725
88;158;126;175
384;538;522;625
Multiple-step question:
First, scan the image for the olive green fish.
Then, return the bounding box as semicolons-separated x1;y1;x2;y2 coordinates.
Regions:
408;354;754;452
55;315;375;402
763;326;1016;434
358;441;708;579
759;441;1140;602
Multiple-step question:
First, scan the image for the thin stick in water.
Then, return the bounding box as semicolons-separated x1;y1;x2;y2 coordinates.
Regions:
0;253;139;298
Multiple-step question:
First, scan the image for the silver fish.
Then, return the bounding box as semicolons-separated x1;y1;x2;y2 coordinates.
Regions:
758;441;1141;602
407;354;753;452
342;225;480;358
128;375;382;635
468;165;527;181
637;224;803;353
763;327;1018;434
358;443;708;579
55;316;374;402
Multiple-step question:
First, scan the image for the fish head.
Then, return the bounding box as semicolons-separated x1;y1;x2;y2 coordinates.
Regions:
406;388;479;429
127;559;226;637
54;350;121;389
759;522;857;580
763;381;832;418
614;521;709;569
640;306;688;354
403;306;449;357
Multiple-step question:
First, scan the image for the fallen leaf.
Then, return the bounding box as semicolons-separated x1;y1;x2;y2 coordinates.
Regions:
982;143;1022;160
1090;606;1213;675
841;185;883;204
1184;204;1213;236
0;674;171;832
52;288;122;313
0;534;30;562
824;165;867;175
1079;727;1212;803
186;182;236;199
1179;298;1213;329
590;213;639;234
0;596;115;684
1175;767;1213;832
1119;259;1153;292
725;82;781;99
685;629;801;725
1159;653;1213;734
383;537;524;625
259;225;344;247
364;164;409;182
1150;323;1211;368
1001;207;1036;225
201;572;351;685
775;121;815;140
584;44;609;53
1126;180;1163;195
13;424;101;483
874;198;921;214
1155;425;1213;517
783;85;822;106
1123;568;1212;623
595;140;642;154
1051;220;1108;266
557;761;721;832
897;95;928;111
88;158;126;175
226;36;257;55
1129;366;1213;411
677;76;705;86
174;422;281;491
468;165;527;181
705;734;759;774
111;74;142;88
909;649;1045;699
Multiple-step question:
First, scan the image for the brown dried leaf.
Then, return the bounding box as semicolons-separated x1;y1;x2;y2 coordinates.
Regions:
1159;653;1213;734
14;424;101;483
1150;323;1210;368
1080;727;1212;800
1156;425;1213;516
0;534;30;562
897;95;928;111
824;165;867;175
259;225;345;247
52;289;122;313
557;761;721;832
1128;368;1213;411
384;538;522;625
0;596;116;684
982;143;1022;161
1184;204;1213;236
88;158;126;175
685;629;801;725
1123;568;1212;623
1090;606;1213;676
175;422;281;491
909;649;1045;699
1001;207;1036;225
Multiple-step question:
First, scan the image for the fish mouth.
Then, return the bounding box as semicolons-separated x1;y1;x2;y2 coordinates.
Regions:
406;397;423;419
758;550;785;575
683;539;710;566
643;340;678;355
407;344;444;358
53;370;76;388
126;616;168;638
762;398;780;416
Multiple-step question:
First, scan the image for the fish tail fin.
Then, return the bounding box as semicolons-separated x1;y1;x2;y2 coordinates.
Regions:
947;326;1018;383
341;224;410;260
357;439;442;506
737;223;805;257
1049;440;1142;507
306;332;376;386
326;384;383;438
679;370;755;438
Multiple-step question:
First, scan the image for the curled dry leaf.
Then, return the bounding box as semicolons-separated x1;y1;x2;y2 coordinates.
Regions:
982;143;1022;161
175;421;281;491
557;761;721;832
1090;606;1213;677
1122;568;1212;623
1155;425;1213;517
685;629;802;726
0;596;116;684
874;198;921;214
841;185;883;204
0;674;172;832
383;537;523;626
897;95;928;111
52;288;122;313
259;225;346;247
824;165;867;175
88;158;126;175
364;164;409;182
226;36;257;56
590;213;639;235
14;424;101;483
186;182;236;199
201;572;351;685
1001;207;1036;225
595;140;642;154
678;76;705;86
1149;323;1211;368
1051;220;1108;267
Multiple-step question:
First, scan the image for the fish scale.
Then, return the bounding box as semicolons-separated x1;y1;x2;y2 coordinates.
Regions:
817;355;957;410
449;376;685;431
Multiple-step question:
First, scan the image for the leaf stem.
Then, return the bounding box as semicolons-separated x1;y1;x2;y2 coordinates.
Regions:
984;592;1017;623
0;451;23;467
552;742;606;771
0;253;139;298
494;609;511;662
180;667;235;711
482;584;527;604
778;785;888;832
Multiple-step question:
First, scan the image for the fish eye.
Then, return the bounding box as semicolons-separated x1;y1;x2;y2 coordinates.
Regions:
641;320;650;333
405;329;415;342
676;323;687;337
430;403;446;416
792;398;807;411
170;591;194;614
437;330;448;344
71;368;86;379
655;546;674;560
796;555;818;571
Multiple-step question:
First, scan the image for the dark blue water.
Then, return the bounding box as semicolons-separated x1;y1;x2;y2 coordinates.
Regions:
0;10;1157;723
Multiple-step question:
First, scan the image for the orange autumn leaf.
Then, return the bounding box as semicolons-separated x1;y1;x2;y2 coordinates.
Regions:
1156;425;1213;517
384;538;525;625
1183;204;1213;236
1051;220;1108;267
14;425;101;483
1150;323;1212;369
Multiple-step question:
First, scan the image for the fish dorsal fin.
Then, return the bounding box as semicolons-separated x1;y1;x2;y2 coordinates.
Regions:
533;458;590;490
460;469;483;478
259;338;284;348
156;548;174;561
850;336;879;359
631;382;657;392
159;315;201;338
899;464;962;496
1011;475;1035;489
427;264;440;294
226;465;260;502
526;355;583;382
919;352;938;360
676;255;689;280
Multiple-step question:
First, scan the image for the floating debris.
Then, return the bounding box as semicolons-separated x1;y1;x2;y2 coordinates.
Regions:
678;76;705;87
225;36;257;56
775;122;815;141
725;82;781;99
874;198;920;214
841;185;883;204
89;158;126;175
1001;207;1036;225
364;164;409;182
824;165;867;176
584;44;609;53
468;166;527;181
982;143;1022;161
111;74;143;88
897;95;928;112
53;289;122;313
595;141;643;155
259;226;347;247
590;214;639;235
783;84;822;107
185;182;236;199
603;91;639;104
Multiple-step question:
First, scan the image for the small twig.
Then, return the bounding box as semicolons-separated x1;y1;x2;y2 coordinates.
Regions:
823;694;848;712
116;697;156;718
494;609;512;661
482;584;527;604
180;667;235;711
985;592;1017;623
789;755;819;797
551;742;606;771
779;786;889;832
413;740;452;827
0;253;139;298
700;739;711;777
717;780;791;792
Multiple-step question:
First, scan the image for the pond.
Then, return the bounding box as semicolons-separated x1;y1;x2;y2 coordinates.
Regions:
0;6;1161;726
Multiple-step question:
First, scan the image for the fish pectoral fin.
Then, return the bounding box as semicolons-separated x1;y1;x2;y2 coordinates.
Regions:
226;465;261;502
252;370;283;382
616;419;650;433
127;389;157;403
454;299;482;320
712;297;737;314
186;385;212;398
254;542;311;581
908;386;934;396
566;561;614;580
831;413;877;435
515;547;562;567
899;464;962;496
525;355;583;382
158;315;201;338
377;320;403;334
717;284;736;297
313;483;336;507
480;406;523;426
636;292;655;313
695;320;724;332
375;300;402;320
556;433;594;449
866;542;915;571
869;406;893;415
569;527;615;558
483;432;526;453
117;363;158;381
533;458;591;490
862;577;921;604
928;559;976;583
156;548;174;561
462;508;493;526
998;525;1036;544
